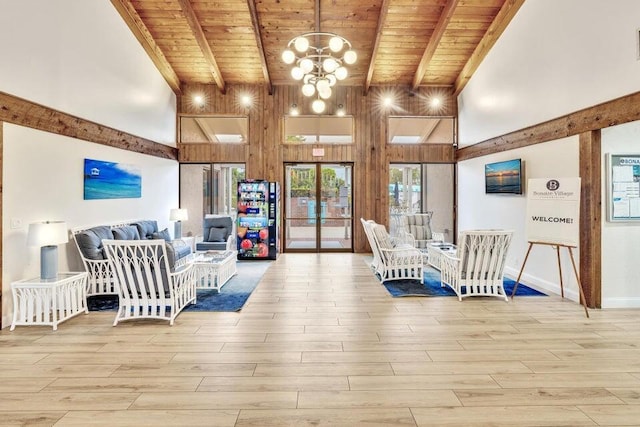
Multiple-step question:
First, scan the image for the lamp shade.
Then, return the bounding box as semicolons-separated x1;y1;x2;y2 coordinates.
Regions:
170;208;188;221
27;221;68;247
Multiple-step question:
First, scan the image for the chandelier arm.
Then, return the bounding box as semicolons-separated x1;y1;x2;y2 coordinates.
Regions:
283;29;355;113
286;32;353;51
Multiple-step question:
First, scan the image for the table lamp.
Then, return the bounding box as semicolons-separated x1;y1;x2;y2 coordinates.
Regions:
27;221;68;280
170;208;188;239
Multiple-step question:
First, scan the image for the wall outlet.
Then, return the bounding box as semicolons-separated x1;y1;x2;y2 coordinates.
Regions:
10;218;23;229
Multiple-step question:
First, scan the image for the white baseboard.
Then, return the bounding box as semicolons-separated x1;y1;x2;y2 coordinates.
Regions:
505;267;640;309
601;297;640;308
503;266;580;302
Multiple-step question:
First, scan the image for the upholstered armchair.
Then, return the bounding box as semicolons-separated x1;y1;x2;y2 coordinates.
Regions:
400;212;445;248
440;230;513;301
195;216;235;252
103;239;197;326
369;222;423;282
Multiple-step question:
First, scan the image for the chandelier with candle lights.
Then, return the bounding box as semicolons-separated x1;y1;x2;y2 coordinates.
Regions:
282;32;357;114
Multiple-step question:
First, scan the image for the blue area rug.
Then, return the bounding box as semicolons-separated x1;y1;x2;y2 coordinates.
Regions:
87;260;272;312
383;267;546;298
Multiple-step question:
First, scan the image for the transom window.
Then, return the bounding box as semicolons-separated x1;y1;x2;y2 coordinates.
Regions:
180;116;249;144
284;116;354;144
388;116;454;145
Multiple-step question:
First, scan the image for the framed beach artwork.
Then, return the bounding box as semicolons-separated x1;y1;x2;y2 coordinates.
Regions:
485;158;524;195
84;158;142;200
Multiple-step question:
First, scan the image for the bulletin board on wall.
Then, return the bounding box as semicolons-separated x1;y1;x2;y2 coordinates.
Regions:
607;153;640;222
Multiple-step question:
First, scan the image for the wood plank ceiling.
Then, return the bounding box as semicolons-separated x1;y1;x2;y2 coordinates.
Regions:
112;0;523;95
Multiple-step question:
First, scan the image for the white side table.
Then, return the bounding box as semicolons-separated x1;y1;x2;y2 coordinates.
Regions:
11;272;89;331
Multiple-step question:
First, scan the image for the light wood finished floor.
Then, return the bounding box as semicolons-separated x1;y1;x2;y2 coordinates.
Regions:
2;253;640;426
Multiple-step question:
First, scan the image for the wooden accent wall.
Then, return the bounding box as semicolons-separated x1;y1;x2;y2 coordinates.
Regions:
178;83;456;252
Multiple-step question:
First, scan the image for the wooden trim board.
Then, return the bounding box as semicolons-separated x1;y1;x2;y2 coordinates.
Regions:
0;91;177;160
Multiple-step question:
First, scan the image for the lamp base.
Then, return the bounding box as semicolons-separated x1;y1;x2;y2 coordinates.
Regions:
40;245;58;280
174;221;182;239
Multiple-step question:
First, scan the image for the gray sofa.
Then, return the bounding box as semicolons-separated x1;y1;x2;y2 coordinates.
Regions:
195;216;234;251
73;220;192;296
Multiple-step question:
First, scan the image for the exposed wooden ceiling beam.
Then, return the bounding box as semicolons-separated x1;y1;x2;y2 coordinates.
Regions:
453;0;525;96
364;0;390;95
247;0;272;95
110;0;181;95
176;0;226;94
456;91;640;161
0;91;177;160
412;0;460;90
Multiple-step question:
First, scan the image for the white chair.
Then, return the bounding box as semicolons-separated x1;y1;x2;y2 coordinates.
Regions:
400;212;445;248
370;222;423;282
103;239;197;326
360;218;382;275
440;230;513;301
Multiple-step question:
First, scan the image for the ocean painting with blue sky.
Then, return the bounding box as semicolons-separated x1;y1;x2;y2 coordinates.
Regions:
84;158;141;200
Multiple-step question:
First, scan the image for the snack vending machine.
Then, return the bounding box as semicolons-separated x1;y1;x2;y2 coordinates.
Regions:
237;180;280;260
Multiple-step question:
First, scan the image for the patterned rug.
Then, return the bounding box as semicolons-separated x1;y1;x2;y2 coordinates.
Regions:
87;260;272;312
383;266;546;298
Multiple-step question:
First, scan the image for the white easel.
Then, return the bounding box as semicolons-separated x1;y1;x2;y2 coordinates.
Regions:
510;241;589;318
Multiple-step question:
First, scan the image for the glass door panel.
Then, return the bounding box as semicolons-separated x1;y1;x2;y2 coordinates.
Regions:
284;163;353;252
320;164;352;250
284;164;317;250
388;163;455;243
179;163;244;239
389;164;422;237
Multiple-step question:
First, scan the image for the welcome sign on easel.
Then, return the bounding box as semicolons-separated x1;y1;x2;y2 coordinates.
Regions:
526;178;581;246
514;177;589;317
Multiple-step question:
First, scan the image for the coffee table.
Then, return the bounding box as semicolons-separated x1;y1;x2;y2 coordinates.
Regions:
426;242;457;270
191;250;237;290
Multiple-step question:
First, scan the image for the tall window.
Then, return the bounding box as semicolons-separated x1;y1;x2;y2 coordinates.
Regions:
389;163;454;242
179;163;245;237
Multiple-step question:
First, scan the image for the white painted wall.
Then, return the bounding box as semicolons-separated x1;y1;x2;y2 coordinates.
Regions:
601;121;640;308
0;0;176;145
0;1;179;327
458;0;640;147
2;124;179;327
458;0;640;307
457;137;581;299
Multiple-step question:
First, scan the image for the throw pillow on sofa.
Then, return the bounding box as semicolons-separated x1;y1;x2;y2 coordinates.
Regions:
75;225;113;260
152;228;171;242
132;220;159;239
112;225;141;240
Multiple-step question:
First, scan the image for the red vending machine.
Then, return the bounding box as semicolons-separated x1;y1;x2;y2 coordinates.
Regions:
237;179;280;260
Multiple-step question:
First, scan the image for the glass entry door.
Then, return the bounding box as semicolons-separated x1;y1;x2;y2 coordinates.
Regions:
284;163;353;252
